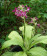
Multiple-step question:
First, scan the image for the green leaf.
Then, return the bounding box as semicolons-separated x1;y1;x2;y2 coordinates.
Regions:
2;52;27;56
30;36;47;47
2;52;15;56
8;31;22;40
19;24;35;40
29;34;41;47
2;39;23;49
2;31;23;49
30;34;41;42
13;52;27;56
28;47;47;56
19;24;35;49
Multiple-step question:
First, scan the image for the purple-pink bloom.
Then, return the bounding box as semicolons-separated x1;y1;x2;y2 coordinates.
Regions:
26;5;27;7
25;15;27;18
22;11;26;16
28;20;33;24
12;5;30;18
26;7;31;12
37;24;40;27
12;7;17;12
21;11;27;18
31;20;33;23
15;10;21;17
15;10;27;18
22;5;25;7
35;17;38;20
31;18;33;19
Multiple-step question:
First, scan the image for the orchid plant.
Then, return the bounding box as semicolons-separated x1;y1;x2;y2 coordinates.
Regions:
2;5;47;56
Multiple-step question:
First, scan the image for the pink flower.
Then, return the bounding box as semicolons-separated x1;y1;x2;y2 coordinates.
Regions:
22;5;25;7
37;24;40;27
12;5;30;18
25;15;27;18
15;10;27;18
15;10;21;17
22;11;26;16
26;7;31;12
26;5;27;7
31;18;33;19
21;11;27;18
35;17;38;20
28;20;33;24
12;7;17;12
31;20;33;23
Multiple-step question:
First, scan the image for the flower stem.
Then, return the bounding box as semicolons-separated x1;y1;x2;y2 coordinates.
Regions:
23;17;26;50
24;17;25;39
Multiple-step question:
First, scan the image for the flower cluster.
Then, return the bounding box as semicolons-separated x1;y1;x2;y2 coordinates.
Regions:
29;17;40;27
12;5;30;18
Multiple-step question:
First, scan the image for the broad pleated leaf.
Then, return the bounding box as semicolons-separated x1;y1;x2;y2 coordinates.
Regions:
19;24;35;40
8;31;22;40
2;38;23;49
2;52;15;56
30;34;41;43
32;34;41;40
28;47;47;56
30;36;47;48
2;51;27;56
13;52;27;56
2;31;23;49
19;24;35;49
